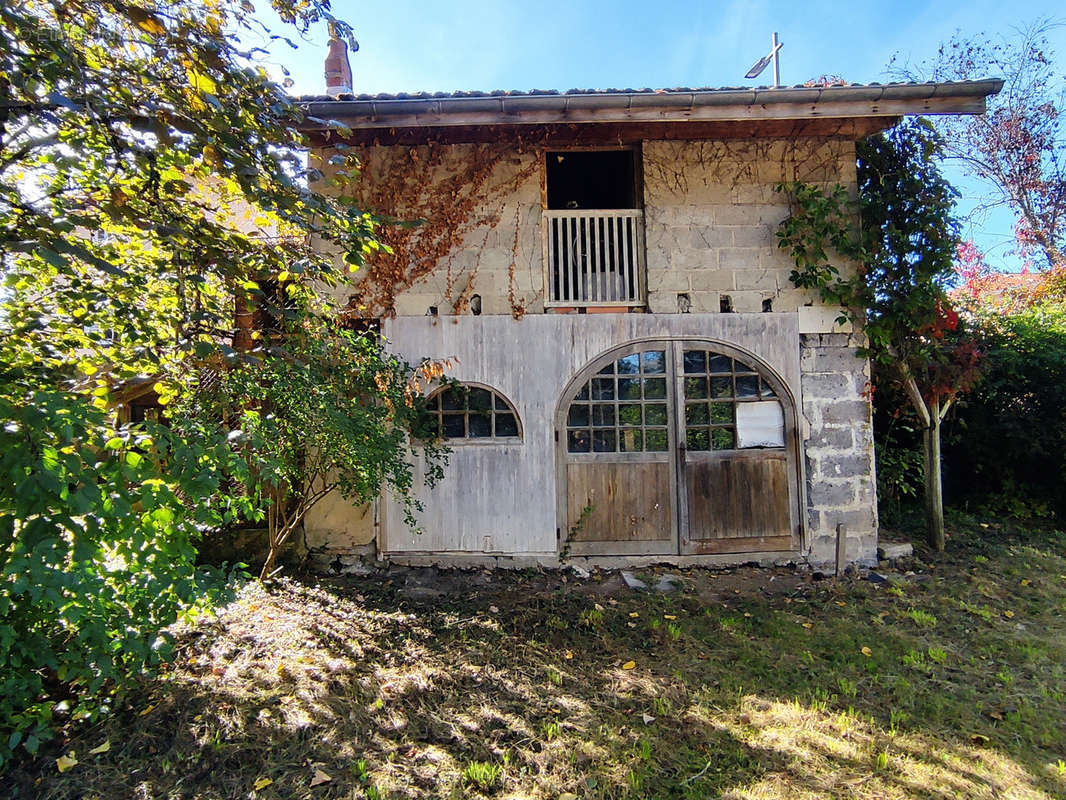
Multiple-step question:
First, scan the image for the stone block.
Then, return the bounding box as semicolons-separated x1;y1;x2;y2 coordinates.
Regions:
878;542;913;560
686;268;736;291
686;290;722;313
809;426;854;450
690;226;734;249
801;346;866;373
730;225;774;247
818;452;873;479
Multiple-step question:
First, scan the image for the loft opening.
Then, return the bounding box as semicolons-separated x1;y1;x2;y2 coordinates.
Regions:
545;150;638;210
543;149;646;308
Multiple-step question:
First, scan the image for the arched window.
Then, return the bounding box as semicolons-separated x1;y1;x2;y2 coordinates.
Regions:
426;384;521;441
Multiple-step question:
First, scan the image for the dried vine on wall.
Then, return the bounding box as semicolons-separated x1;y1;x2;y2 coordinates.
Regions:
331;142;540;318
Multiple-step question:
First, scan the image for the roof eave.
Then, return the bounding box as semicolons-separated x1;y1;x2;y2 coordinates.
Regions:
299;80;1003;132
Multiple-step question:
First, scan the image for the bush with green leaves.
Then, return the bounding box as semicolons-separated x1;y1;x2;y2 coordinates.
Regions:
943;300;1066;520
170;317;449;580
0;390;245;765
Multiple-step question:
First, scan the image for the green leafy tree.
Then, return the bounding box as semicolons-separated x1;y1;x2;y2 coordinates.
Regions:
0;0;434;765
777;120;979;550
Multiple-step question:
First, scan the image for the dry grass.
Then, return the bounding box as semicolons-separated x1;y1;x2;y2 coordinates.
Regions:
5;515;1066;799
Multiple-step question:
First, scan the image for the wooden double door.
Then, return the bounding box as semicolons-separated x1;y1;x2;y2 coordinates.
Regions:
559;340;799;557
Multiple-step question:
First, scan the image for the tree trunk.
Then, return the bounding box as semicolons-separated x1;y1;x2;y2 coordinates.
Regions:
922;404;945;552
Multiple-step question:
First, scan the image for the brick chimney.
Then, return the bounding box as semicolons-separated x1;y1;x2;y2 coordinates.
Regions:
324;26;353;97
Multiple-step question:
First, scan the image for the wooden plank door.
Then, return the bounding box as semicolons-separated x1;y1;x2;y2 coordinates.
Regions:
675;344;796;555
562;345;677;556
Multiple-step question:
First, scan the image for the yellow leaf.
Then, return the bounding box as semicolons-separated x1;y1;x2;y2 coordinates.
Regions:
802;622;813;629
56;752;78;772
309;769;332;787
663;614;677;620
253;777;273;790
564;650;573;660
1020;579;1031;586
621;661;636;670
1004;610;1015;618
278;270;290;282
835;601;847;607
139;704;155;716
628;612;639;618
132;13;166;36
861;646;873;657
89;740;110;755
187;68;218;96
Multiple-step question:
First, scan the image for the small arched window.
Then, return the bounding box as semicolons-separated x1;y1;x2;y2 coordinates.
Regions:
426;384;521;441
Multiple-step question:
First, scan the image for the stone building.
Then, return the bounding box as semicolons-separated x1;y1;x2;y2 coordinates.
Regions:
299;40;1001;569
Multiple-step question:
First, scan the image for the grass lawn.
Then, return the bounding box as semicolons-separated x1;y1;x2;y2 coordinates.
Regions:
5;515;1066;799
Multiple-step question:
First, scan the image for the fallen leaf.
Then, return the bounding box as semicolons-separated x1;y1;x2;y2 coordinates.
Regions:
560;794;578;800
642;713;656;724
861;646;873;657
835;601;847;607
743;612;752;618
970;733;990;745
594;603;605;612
802;622;813;629
626;622;637;628
139;704;154;716
56;752;78;773
622;660;636;670
663;614;677;620
1004;610;1015;619
88;740;110;755
629;612;639;618
1020;579;1031;586
310;769;332;787
254;777;273;790
564;650;573;660
489;605;499;614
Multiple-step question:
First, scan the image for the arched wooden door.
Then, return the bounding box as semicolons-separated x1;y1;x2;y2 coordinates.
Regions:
558;340;800;557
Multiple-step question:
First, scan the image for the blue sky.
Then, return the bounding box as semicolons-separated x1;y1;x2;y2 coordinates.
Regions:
256;1;1066;271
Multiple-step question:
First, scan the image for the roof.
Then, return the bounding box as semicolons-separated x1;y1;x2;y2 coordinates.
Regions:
298;80;1003;135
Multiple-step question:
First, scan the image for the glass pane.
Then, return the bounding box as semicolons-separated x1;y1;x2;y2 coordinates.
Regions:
591;378;615;400
618;403;642;426
597;362;615;375
567;429;591;453
495;413;518;437
645;429;669;451
736;375;759;399
469;387;492;411
567;404;589;427
711;428;735;450
617;377;642;401
469;414;491;437
644;378;666;399
683;350;706;374
616;353;640;375
686;428;710;451
645;403;667;425
642;350;666;374
684;376;708;399
685;403;708;425
442;414;465;438
760;380;777;398
618;429;643;452
734;358;757;375
592;430;616;452
708;354;732;374
710;402;734;424
575;383;589;401
591;404;616;427
711;376;733;399
441;389;463;411
426;395;440;411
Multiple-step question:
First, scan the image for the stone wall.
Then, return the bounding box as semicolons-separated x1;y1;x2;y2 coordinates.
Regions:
799;332;878;565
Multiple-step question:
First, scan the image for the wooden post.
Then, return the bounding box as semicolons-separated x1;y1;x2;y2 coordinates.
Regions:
835;522;847;578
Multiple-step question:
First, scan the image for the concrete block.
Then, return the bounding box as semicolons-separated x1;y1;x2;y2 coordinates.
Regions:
806;480;857;507
802;372;855;399
821;400;870;424
878;542;913;560
734;269;779;291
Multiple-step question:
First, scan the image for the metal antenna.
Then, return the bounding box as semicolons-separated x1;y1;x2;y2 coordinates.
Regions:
744;32;783;88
